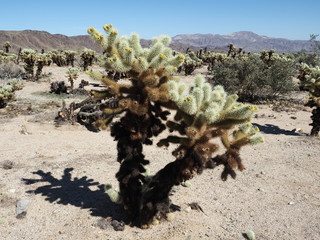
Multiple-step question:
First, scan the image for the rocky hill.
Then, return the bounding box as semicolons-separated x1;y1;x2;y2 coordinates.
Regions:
0;30;102;53
172;31;312;53
0;30;312;54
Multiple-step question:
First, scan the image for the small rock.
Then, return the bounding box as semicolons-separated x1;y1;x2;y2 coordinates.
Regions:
8;189;16;193
290;116;297;120
260;171;266;175
16;211;27;219
95;218;112;230
16;199;32;215
288;202;295;205
185;206;192;213
1;160;14;170
111;220;125;231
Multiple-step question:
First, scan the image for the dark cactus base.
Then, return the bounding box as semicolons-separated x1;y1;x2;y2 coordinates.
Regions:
310;106;320;137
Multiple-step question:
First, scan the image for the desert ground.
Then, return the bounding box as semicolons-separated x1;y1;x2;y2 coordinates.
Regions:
0;66;320;240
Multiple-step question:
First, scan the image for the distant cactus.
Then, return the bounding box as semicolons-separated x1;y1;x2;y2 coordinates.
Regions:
3;41;11;53
65;67;80;91
0;78;23;108
0;50;17;64
65;50;77;67
182;51;203;75
85;24;263;228
35;53;49;80
20;49;37;79
48;50;67;67
298;63;320;136
80;48;95;71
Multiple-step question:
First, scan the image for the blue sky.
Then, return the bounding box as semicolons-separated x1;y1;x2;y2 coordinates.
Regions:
0;0;319;40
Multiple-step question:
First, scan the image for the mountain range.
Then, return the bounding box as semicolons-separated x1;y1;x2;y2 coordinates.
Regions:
0;30;312;54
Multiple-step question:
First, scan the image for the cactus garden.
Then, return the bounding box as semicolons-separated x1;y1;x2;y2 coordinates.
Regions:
0;25;320;240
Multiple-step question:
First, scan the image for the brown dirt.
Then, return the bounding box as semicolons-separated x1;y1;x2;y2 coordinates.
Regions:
0;66;320;240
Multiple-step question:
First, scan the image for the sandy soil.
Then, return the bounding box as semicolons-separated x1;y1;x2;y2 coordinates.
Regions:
1;66;320;240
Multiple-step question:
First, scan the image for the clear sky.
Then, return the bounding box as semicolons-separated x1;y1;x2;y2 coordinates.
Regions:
0;0;319;40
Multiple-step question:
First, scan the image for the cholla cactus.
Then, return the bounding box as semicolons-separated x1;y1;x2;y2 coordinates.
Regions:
49;50;67;67
65;67;80;91
3;41;11;53
85;24;263;228
160;75;263;179
20;49;37;79
0;78;23;108
182;51;203;75
298;63;320;136
80;48;95;71
87;24;183;73
0;50;17;64
35;53;49;80
65;50;77;67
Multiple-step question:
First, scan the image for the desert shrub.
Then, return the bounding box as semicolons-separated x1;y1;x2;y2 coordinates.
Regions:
0;62;24;79
82;24;264;228
293;50;320;67
209;53;297;101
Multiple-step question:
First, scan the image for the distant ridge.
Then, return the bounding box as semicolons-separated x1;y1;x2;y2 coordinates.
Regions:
172;31;312;53
0;30;102;52
0;30;312;53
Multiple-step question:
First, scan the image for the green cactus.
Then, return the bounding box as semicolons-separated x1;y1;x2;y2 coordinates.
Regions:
80;48;96;71
84;24;263;228
66;67;80;91
35;53;49;80
182;51;203;75
298;63;320;136
20;49;37;79
48;50;67;67
65;50;77;67
0;78;23;108
0;50;17;64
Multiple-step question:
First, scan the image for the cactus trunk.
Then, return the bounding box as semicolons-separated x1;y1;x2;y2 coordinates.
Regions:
310;106;320;137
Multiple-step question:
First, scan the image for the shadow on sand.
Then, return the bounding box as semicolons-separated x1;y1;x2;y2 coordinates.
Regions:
253;123;307;136
22;168;125;220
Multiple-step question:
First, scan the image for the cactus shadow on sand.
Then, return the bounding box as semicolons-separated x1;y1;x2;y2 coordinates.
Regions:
253;123;306;136
22;168;125;221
